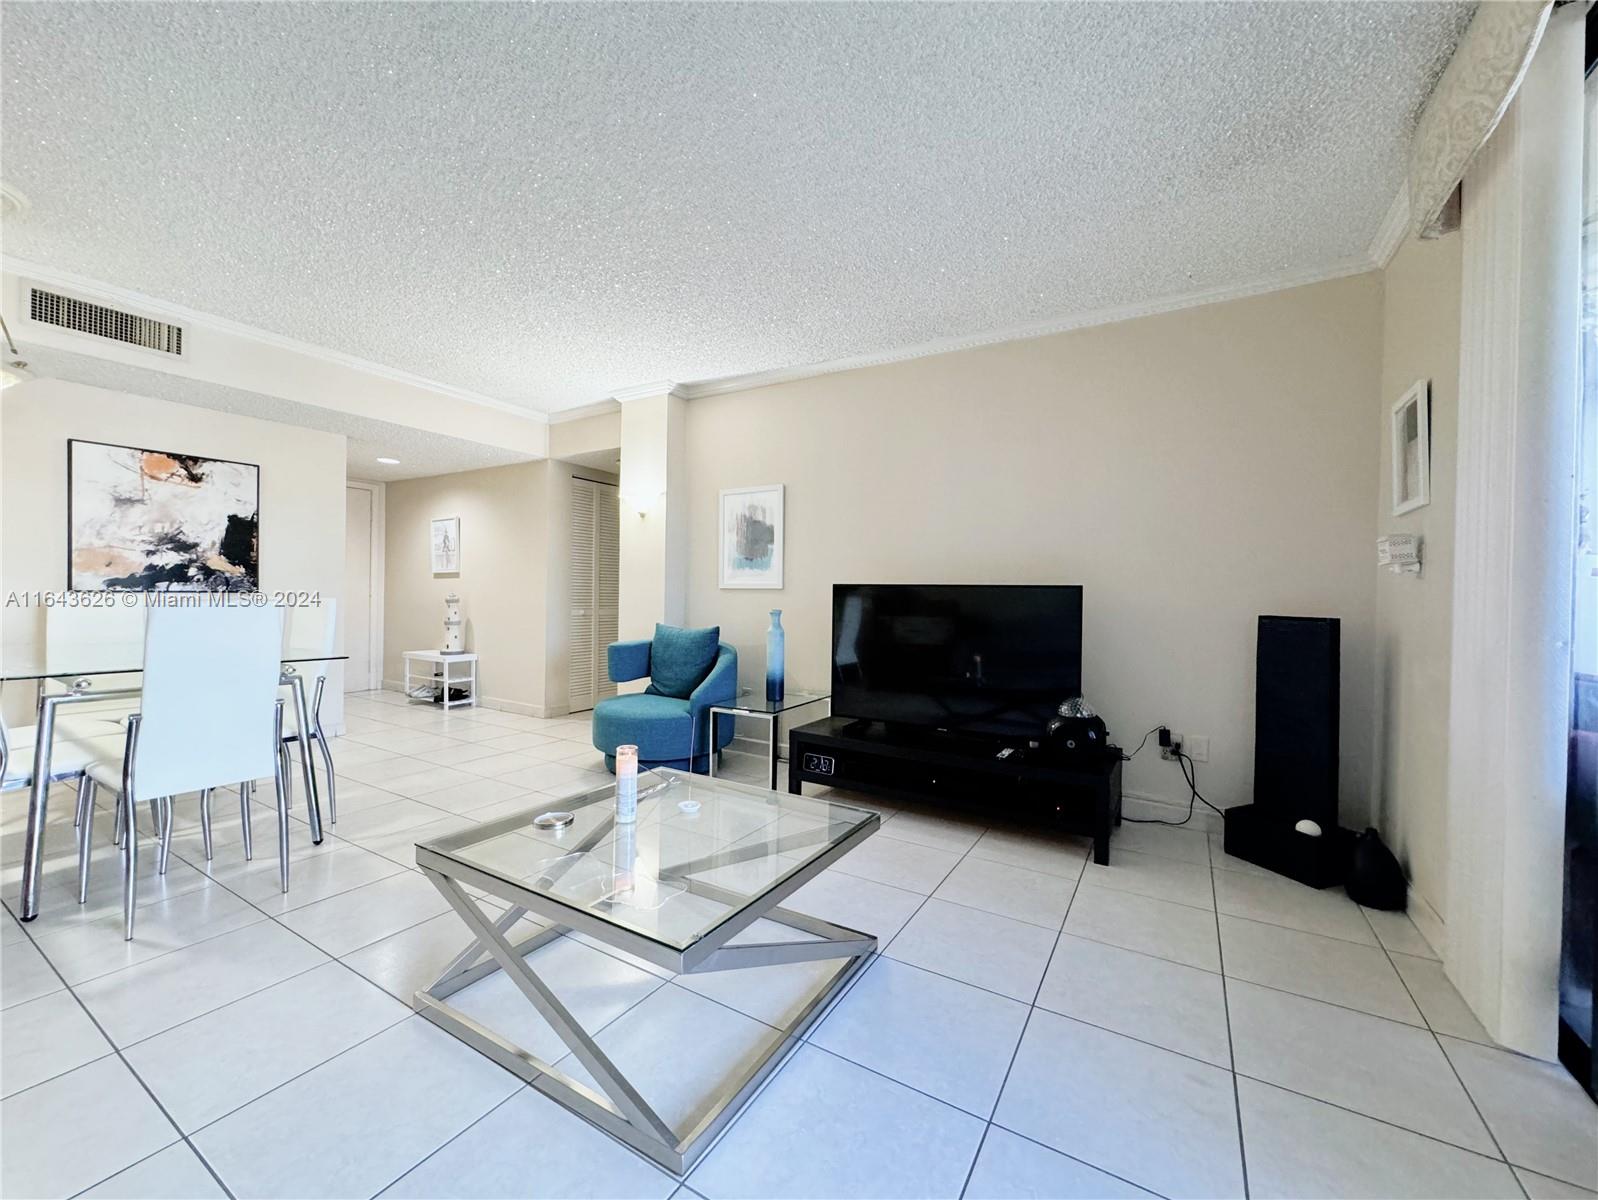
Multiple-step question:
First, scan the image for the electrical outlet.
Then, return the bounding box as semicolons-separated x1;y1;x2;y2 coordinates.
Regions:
1185;735;1210;763
1161;733;1182;761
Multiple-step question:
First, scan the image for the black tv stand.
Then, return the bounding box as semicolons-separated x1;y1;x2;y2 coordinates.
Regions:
788;717;1123;864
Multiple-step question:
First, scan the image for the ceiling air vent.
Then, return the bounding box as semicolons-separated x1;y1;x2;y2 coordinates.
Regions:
29;287;183;355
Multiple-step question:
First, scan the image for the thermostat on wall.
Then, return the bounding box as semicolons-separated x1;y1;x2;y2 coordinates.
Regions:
1377;534;1422;576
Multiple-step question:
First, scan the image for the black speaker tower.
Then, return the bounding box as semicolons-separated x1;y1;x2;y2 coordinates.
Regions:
1224;615;1353;888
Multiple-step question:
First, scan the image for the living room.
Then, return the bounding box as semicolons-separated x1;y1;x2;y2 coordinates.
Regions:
1;3;1595;1199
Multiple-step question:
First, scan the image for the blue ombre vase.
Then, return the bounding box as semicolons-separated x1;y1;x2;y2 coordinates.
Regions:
765;610;785;702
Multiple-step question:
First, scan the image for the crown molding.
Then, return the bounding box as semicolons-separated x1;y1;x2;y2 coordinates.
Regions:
1368;184;1411;269
1;255;548;423
668;257;1377;402
610;380;682;403
548;398;622;423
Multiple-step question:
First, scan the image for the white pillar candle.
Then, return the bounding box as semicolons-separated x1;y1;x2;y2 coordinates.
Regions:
616;744;638;823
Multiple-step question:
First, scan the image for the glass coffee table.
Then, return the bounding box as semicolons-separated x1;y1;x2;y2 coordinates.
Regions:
413;768;880;1174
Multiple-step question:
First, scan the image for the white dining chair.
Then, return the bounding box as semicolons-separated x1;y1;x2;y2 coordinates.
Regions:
79;603;289;940
279;599;339;824
43;604;147;736
1;713;127;809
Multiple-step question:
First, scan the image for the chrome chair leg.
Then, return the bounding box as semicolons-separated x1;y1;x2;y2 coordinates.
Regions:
157;796;173;876
121;791;137;941
278;744;294;813
273;701;290;894
311;677;336;825
200;788;214;862
121;715;142;942
75;777;95;904
238;782;253;861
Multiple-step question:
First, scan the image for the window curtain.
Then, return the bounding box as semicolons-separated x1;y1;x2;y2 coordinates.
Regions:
1410;0;1554;239
1444;2;1585;1060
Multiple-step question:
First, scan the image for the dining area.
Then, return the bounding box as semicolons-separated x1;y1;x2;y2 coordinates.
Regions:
2;598;343;938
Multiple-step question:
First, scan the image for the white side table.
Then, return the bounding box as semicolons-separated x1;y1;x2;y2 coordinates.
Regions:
403;650;479;710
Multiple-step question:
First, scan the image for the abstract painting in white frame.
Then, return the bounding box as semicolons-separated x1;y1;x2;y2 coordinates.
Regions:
719;484;783;589
1391;380;1431;515
431;516;461;574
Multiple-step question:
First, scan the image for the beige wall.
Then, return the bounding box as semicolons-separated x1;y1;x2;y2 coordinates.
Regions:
382;462;548;713
619;393;688;642
0;378;347;729
1373;234;1462;929
549;411;621;460
682;273;1385;820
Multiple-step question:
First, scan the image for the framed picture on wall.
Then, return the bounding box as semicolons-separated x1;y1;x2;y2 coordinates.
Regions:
1391;380;1431;515
719;484;784;589
431;516;461;574
67;438;260;591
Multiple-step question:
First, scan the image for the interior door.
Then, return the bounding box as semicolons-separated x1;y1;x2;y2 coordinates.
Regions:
568;476;620;713
344;485;374;692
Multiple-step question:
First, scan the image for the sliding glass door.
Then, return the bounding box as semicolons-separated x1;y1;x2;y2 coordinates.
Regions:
1559;36;1598;1100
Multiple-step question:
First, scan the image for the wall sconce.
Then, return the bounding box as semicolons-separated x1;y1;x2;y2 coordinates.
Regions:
0;314;30;389
621;490;665;518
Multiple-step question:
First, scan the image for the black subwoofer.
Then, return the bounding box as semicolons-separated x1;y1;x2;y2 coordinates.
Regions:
1224;615;1352;888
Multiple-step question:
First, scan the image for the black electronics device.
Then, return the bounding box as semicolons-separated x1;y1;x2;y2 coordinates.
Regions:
1044;714;1109;761
1224;615;1352;888
831;584;1083;741
789;715;1123;863
795;583;1121;860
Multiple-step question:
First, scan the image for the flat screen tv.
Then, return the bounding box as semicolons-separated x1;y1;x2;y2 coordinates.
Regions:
831;583;1083;740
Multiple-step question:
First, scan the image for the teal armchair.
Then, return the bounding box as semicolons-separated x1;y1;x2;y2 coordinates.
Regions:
591;625;738;773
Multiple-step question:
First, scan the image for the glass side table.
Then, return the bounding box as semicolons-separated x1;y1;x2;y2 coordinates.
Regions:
707;688;829;790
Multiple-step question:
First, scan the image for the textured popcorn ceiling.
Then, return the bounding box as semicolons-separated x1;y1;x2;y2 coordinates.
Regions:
0;2;1472;414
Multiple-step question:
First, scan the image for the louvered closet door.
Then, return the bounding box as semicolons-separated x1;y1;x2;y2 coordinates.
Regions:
569;479;598;712
593;483;620;702
568;477;621;713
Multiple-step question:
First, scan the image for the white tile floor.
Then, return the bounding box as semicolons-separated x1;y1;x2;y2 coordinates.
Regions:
2;690;1595;1200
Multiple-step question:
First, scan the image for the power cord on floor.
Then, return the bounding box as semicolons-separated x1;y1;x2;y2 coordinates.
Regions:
1122;747;1225;827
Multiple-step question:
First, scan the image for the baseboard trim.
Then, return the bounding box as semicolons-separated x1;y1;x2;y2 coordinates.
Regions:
380;678;556;719
1407;884;1447;959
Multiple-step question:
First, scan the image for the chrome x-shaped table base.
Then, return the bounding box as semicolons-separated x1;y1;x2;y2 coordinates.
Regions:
413;865;876;1176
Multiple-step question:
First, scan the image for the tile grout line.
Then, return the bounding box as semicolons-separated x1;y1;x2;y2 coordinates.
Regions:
12;910;239;1200
682;796;987;1191
1232;1070;1548;1168
363;945;688;1192
1209;836;1250;1200
168;902;671;1149
12;799;523;1198
363;1088;534;1199
1354;903;1530;1197
959;841;1085;1200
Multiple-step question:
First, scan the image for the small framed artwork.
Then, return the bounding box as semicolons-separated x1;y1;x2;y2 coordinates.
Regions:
719;484;784;589
431;516;461;573
1391;380;1431;516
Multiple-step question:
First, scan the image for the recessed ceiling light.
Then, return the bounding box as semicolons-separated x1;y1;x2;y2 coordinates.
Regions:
375;456;400;465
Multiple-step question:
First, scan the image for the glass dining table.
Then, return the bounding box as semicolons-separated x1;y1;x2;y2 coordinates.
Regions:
1;643;348;920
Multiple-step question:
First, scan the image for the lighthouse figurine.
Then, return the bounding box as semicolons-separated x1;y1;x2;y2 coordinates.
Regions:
442;593;465;654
